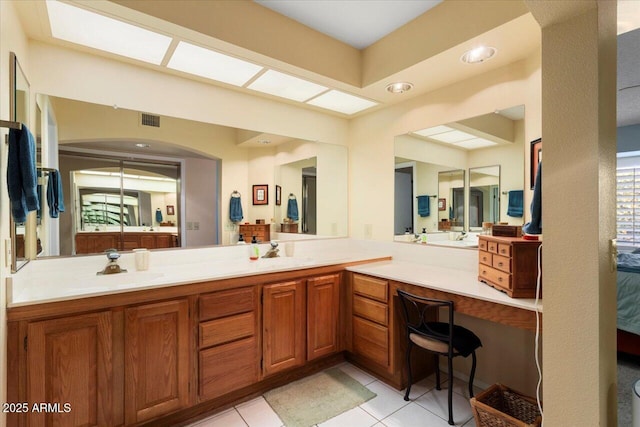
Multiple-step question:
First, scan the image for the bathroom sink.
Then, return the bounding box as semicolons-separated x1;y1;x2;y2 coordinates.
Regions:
256;257;315;270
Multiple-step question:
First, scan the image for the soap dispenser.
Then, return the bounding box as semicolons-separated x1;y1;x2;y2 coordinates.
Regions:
237;234;246;245
249;236;259;260
420;228;427;244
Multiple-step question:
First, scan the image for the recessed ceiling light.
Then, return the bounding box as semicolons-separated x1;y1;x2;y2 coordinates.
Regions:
460;46;497;64
385;82;413;94
306;90;377;115
248;70;328;102
429;130;474;144
167;41;263;87
258;139;271;145
46;0;172;65
135;143;151;148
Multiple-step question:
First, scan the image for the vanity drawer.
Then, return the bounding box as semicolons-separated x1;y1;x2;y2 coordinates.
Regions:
199;287;255;321
479;251;492;266
478;239;488;251
353;295;388;325
497;243;512;257
353;316;389;367
199;312;255;348
487;240;499;254
479;265;511;291
353;274;388;302
492;254;511;273
199;337;259;400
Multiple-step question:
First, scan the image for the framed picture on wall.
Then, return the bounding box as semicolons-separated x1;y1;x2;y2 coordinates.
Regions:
275;185;282;206
530;138;542;189
253;184;268;205
166;205;175;215
438;198;446;211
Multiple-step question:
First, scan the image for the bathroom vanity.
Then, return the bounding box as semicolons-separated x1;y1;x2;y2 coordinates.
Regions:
6;239;540;426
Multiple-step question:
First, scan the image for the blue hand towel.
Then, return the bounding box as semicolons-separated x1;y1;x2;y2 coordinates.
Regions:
523;163;542;234
417;195;431;217
7;125;39;223
507;190;524;217
155;209;163;223
229;195;243;222
46;169;66;218
287;198;299;221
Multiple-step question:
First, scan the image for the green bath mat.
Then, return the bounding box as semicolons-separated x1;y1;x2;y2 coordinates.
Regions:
264;367;376;427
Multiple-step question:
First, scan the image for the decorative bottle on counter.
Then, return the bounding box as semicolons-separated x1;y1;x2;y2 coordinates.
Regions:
237;234;246;245
421;228;427;244
249;236;259;260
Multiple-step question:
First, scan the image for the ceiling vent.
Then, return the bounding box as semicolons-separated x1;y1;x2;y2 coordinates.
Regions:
140;113;160;127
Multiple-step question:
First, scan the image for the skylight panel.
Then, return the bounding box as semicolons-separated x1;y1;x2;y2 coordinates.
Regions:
248;70;328;102
306;90;377;115
454;138;497;149
167;42;263;87
428;130;475;144
413;125;455;137
46;0;172;65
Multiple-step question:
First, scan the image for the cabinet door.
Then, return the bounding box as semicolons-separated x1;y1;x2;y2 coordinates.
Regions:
155;234;173;248
262;280;305;376
139;234;155;249
307;274;340;360
27;311;113;427
125;299;190;424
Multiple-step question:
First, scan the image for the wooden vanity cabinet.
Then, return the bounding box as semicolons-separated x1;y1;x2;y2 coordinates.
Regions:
124;299;190;424
262;280;306;376
351;274;390;370
26;311;114;427
198;287;260;401
307;274;341;361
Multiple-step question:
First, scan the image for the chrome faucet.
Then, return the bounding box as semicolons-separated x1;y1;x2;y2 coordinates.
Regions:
456;231;468;241
261;241;280;258
97;249;127;275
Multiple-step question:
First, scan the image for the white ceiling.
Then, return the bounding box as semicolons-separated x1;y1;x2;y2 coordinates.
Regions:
254;0;442;49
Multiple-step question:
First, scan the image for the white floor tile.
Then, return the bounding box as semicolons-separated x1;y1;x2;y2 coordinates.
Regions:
359;381;410;420
236;397;283;427
414;388;474;425
448;376;482;399
463;416;477;426
400;374;437;400
380;402;453;427
339;363;377;386
190;408;248;427
318;406;378;427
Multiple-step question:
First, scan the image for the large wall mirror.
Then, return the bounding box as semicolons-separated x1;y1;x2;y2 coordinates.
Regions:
10;52;31;272
469;165;500;230
394;105;525;243
26;94;348;259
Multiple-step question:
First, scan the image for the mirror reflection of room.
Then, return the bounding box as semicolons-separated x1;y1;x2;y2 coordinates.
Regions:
393;105;525;245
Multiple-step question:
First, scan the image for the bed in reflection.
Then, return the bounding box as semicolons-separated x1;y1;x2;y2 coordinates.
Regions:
616;252;640;356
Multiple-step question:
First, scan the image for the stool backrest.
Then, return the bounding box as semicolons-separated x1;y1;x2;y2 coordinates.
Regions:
396;289;454;348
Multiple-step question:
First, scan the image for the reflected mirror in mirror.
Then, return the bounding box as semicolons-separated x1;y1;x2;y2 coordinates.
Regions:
469;166;500;229
393;105;525;242
10;52;31;272
273;140;347;238
439;169;465;231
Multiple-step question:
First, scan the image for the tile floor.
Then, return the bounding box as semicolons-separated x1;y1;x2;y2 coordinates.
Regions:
187;362;478;427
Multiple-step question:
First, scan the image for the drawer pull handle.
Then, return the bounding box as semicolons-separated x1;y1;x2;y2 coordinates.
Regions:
498;277;503;282
498;262;503;267
482;270;487;275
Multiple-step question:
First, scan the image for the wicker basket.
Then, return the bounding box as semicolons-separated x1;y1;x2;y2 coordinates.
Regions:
470;384;542;427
